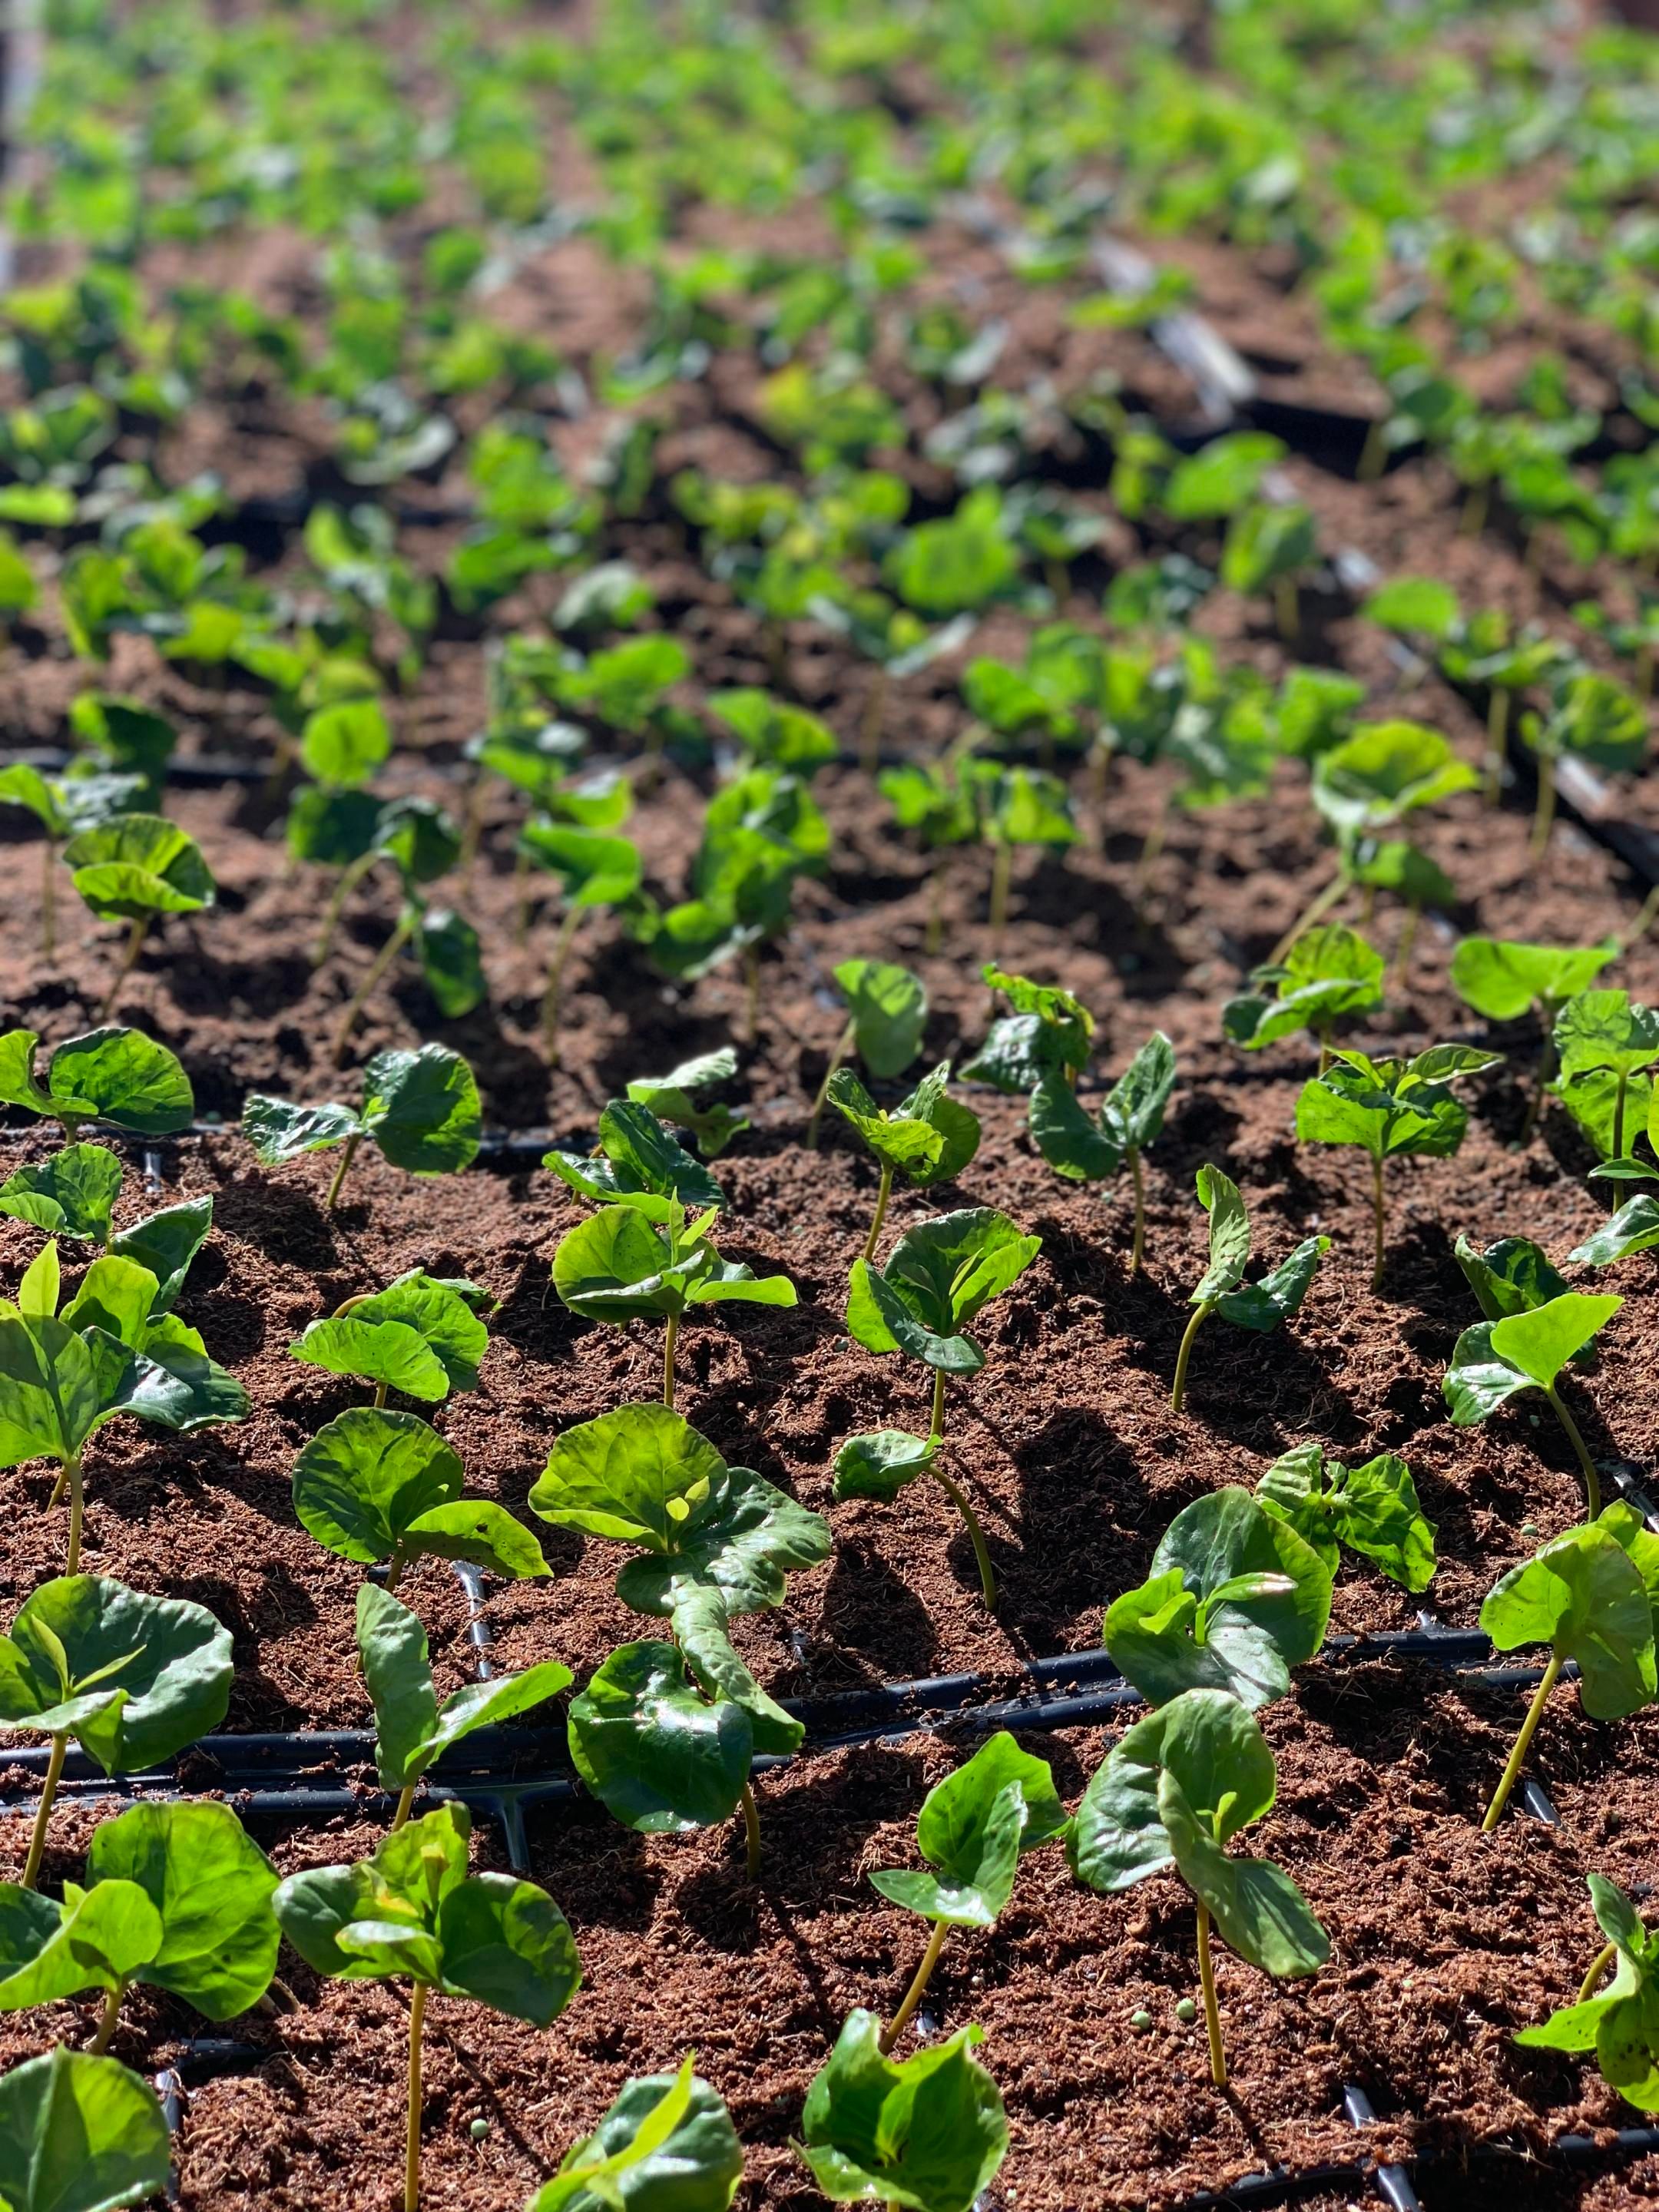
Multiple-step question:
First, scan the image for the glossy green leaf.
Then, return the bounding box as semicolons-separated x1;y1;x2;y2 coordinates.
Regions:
1222;926;1385;1051
0;1144;124;1244
65;815;214;922
1454;1233;1570;1320
834;959;929;1080
567;1641;752;1834
1191;1164;1251;1303
290;1407;465;1565
528;2058;745;2212
361;1045;482;1175
1482;1519;1657;1719
0;2045;170;2212
1069;1687;1277;1889
240;1094;363;1164
1449;937;1617;1022
869;1732;1068;1929
43;1030;193;1137
85;1800;279;2017
1257;1442;1436;1593
797;2012;1008;2212
833;1429;937;1502
1570;1197;1659;1267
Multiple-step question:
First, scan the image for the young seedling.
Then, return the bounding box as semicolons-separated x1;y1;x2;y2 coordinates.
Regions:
1515;1874;1659;2110
0;763;142;960
357;1583;571;1829
0;1574;233;1888
962;967;1095;1097
962;759;1079;942
244;1042;483;1211
1449;935;1618;1141
1550;988;1659;1162
0;1025;194;1140
826;1064;982;1259
1477;1505;1658;1830
806;958;929;1150
1522;671;1647;856
1029;1031;1177;1272
532;1403;829;1805
1257;1442;1438;1593
0;2046;170;2212
0;1242;247;1570
1068;1687;1330;2086
518;817;643;1059
879;755;979;953
544;1099;726;1218
528;2055;744;2211
625;1047;748;1159
291;1270;492;1408
796;2012;1008;2212
273;1803;581;2212
293;1407;549;1595
63;813;214;1021
551;1199;796;1407
1568;1099;1659;1263
840;1209;1041;1606
1220;498;1317;643
1222;926;1385;1063
1104;1488;1332;1710
869;1732;1069;2053
0;1141;211;1300
708;687;839;774
1170;1167;1330;1411
0;1800;278;2051
1444;1290;1623;1518
325;798;484;1058
1295;1045;1498;1290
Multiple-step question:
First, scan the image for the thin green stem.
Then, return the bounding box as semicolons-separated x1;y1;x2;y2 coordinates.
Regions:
860;1163;895;1265
1267;869;1346;969
1128;1147;1146;1277
1133;802;1167;923
988;840;1013;942
98;914;151;1024
392;1783;416;1831
1370;1154;1387;1295
325;1131;364;1213
740;1781;760;1882
662;1310;680;1409
41;837;56;962
373;1380;389;1411
929;1365;946;1445
90;1985;125;2056
541;903;584;1064
806;1020;856;1151
22;1734;65;1889
65;1455;84;1575
1532;750;1557;858
1482;1650;1563;1832
930;1465;996;1610
1544;1385;1600;1522
314;851;376;967
406;1982;428;2212
879;1919;949;2055
1484;687;1510;807
384;1548;406;1600
1578;1941;1619;2005
1624;882;1659;952
1356;419;1386;483
333;913;414;1065
1197;1902;1226;2087
1171;1302;1211;1413
1614;1070;1630;1164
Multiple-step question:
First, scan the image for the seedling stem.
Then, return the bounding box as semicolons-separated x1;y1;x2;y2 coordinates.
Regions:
806;1018;856;1151
1196;1901;1226;2086
1171;1302;1211;1412
740;1780;760;1882
91;1985;122;2055
98;915;151;1024
861;1163;895;1263
64;1453;86;1574
879;1918;949;2055
392;1784;416;1830
662;1310;680;1409
1267;869;1346;968
1578;1941;1618;2004
1542;1385;1599;1520
21;1732;65;1889
333;914;414;1063
1129;1147;1147;1276
1370;1155;1386;1293
1481;1649;1563;1831
325;1131;364;1212
406;1982;427;2212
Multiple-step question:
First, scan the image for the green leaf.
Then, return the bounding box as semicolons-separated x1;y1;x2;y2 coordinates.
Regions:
109;1195;212;1313
1295;1045;1492;1164
667;1582;801;1757
0;1879;162;2008
870;1731;1067;1929
85;1800;280;2018
400;1498;550;1581
47;1030;193;1137
528;2060;744;2212
567;1641;753;1834
1363;576;1462;640
521;823;643;909
1555;991;1659;1081
0;2045;170;2212
833;1429;937;1502
1214;1236;1330;1333
290;1315;452;1402
0;1032;71;1121
1223;926;1385;1051
1312;720;1475;836
961;969;1094;1091
1069;1687;1277;1892
1157;1768;1329;1976
0;1145;123;1243
1102;1033;1177;1157
545;1101;725;1216
1569;1197;1659;1267
625;1050;747;1160
416;907;486;1020
1454;1233;1571;1320
1257;1442;1437;1594
531;1403;724;1550
242;1095;363;1164
552;1208;699;1324
1191;1164;1251;1303
1449;936;1617;1022
834;959;929;1080
1104;1487;1331;1710
615;1465;830;1619
1028;1075;1120;1181
797;2012;1008;2212
0;1573;233;1773
272;1803;581;2025
1493;1293;1622;1388
65;815;214;922
361;1045;482;1176
1482;1520;1657;1719
846;1260;981;1374
300;699;391;788
290;1406;465;1565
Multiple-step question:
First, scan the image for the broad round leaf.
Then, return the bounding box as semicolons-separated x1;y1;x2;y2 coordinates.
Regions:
567;1641;751;1834
290;1407;465;1565
360;1045;482;1176
48;1030;193;1137
531;1403;725;1548
87;1800;279;2018
799;2011;1008;2212
0;2046;170;2212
